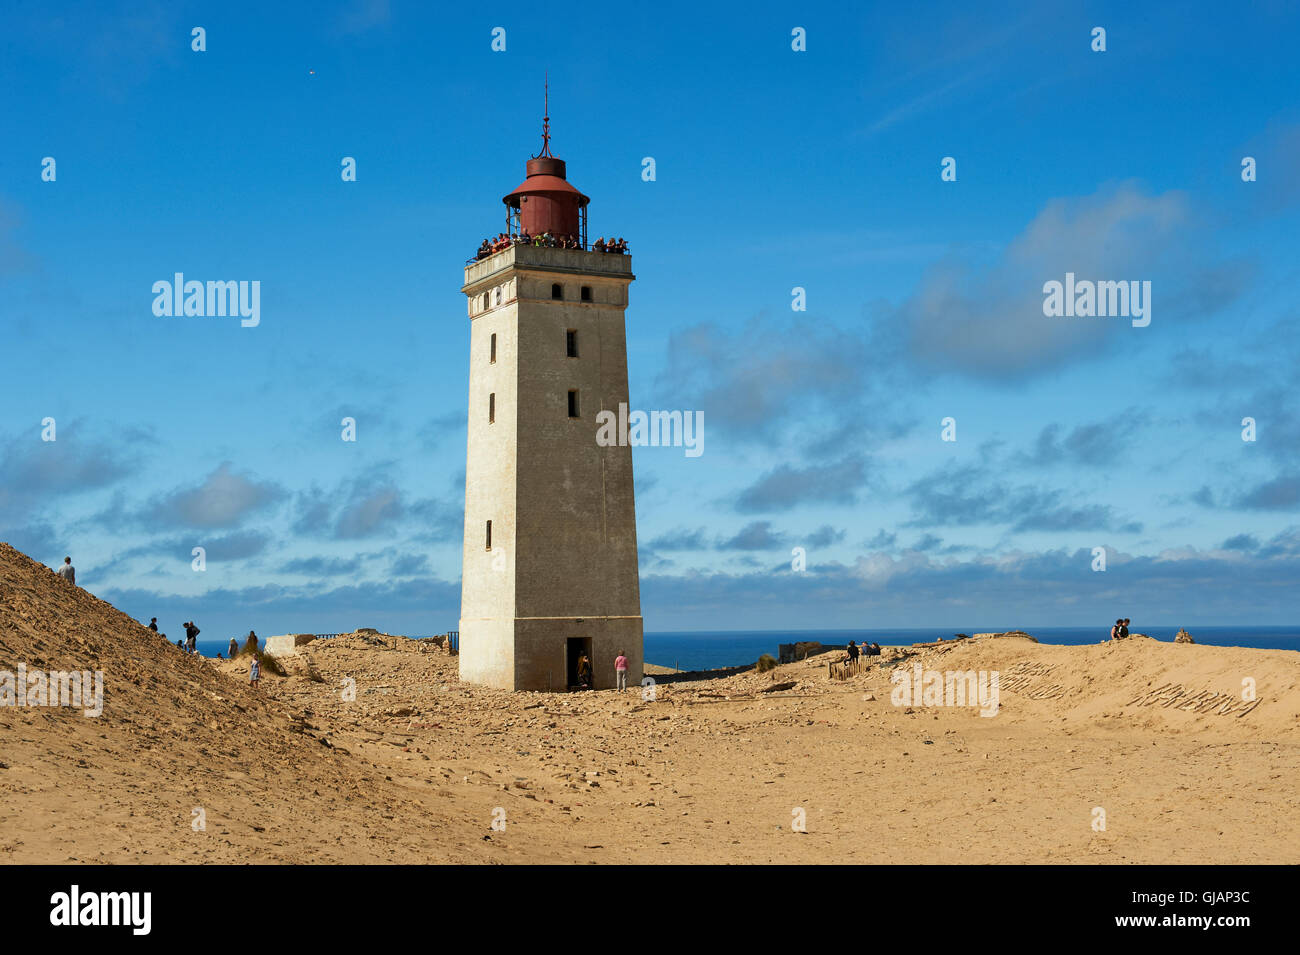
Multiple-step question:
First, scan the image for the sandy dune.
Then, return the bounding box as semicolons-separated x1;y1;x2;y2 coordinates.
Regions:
2;542;1297;864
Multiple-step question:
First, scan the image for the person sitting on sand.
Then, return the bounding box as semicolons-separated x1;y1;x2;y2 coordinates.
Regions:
148;617;158;632
1110;619;1122;640
249;655;260;690
1120;618;1131;639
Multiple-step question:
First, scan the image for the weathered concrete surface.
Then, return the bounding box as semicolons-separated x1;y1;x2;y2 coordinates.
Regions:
264;633;316;656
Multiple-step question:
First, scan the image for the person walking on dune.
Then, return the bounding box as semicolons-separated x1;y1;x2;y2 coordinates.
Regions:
229;637;239;657
249;654;260;690
615;650;629;691
55;556;75;585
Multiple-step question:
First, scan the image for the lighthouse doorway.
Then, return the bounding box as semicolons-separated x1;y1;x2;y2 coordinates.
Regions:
566;636;592;690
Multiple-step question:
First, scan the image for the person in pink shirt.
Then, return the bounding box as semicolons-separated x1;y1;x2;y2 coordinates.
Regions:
614;651;629;691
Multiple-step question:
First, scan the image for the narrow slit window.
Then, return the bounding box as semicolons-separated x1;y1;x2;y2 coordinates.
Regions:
567;390;579;418
488;393;495;423
482;292;489;311
486;520;492;551
581;285;592;302
551;283;563;300
566;329;578;358
489;333;497;363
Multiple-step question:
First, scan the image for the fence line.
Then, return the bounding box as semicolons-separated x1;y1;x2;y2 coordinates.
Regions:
828;656;883;681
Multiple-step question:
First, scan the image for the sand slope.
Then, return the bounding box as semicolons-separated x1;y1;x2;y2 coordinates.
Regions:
0;543;497;863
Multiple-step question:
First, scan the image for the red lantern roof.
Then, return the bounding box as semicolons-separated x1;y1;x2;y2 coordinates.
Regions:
503;167;590;208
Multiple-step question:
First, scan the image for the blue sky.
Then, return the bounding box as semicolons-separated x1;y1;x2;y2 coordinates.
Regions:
3;0;1299;638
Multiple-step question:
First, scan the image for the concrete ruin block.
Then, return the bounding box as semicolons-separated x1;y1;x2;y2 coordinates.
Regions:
265;633;316;656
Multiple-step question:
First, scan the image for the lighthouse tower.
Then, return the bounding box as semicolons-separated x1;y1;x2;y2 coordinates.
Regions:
458;101;643;692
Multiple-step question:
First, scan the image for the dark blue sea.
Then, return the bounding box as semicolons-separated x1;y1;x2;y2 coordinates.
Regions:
636;628;1300;670
193;626;1300;670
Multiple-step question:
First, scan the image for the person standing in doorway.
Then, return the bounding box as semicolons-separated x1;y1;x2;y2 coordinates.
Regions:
614;650;629;691
577;652;591;690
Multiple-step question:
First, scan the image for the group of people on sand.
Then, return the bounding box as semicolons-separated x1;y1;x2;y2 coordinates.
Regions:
149;618;203;653
50;554;262;687
844;641;882;664
1109;618;1133;640
146;613;262;685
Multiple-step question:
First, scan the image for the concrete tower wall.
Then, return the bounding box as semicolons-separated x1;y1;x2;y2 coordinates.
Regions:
459;245;643;691
459;294;518;689
514;276;639;617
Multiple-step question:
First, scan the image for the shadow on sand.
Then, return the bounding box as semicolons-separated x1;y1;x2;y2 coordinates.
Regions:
648;663;756;685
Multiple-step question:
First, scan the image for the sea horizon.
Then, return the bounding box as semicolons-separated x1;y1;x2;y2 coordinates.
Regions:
190;624;1300;671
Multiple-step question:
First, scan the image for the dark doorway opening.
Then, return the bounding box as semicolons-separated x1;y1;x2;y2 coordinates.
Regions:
566;636;593;690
